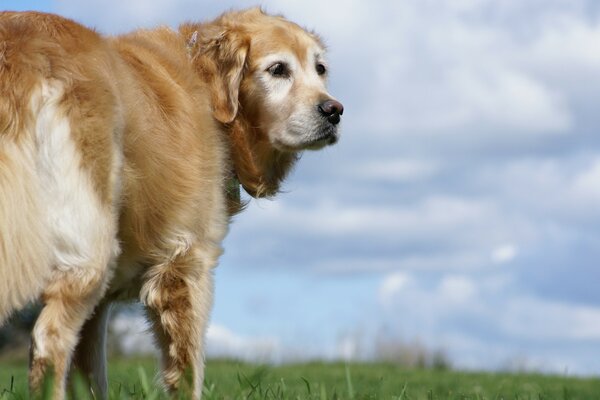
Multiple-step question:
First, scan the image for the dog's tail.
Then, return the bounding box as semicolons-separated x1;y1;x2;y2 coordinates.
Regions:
0;114;52;325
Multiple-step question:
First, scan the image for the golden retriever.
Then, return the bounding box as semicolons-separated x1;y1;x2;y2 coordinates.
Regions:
0;8;342;399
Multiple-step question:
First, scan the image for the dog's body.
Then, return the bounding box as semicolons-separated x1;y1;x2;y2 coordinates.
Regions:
0;9;342;399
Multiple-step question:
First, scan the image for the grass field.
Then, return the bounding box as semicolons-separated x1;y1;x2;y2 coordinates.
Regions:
1;358;599;399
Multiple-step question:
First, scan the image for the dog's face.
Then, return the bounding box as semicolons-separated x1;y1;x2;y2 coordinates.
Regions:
241;18;344;152
194;9;343;152
190;9;343;197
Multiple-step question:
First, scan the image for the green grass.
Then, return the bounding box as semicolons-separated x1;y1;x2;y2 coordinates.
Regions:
1;358;600;399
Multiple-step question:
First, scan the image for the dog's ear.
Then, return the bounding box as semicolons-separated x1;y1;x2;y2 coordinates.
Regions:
193;27;249;123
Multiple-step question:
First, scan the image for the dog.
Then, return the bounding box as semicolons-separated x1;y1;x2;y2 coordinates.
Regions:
0;8;342;399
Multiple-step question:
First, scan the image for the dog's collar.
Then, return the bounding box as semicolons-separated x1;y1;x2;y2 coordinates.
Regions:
226;175;241;205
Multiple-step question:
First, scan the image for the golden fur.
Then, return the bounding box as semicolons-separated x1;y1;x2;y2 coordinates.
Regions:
0;8;342;399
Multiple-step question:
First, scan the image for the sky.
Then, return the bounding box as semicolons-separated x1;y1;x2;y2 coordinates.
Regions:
4;0;600;375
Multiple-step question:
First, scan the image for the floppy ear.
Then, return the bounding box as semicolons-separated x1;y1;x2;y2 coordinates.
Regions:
193;28;249;123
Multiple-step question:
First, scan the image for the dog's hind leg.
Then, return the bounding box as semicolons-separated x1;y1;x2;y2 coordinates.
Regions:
70;301;112;400
141;242;220;399
29;238;117;399
27;79;122;399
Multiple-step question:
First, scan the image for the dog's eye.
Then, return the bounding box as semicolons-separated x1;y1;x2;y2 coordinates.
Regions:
316;63;327;76
267;62;289;78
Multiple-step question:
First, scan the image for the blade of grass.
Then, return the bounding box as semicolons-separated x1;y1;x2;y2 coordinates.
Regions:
345;364;355;400
301;377;312;395
398;382;408;400
320;383;327;400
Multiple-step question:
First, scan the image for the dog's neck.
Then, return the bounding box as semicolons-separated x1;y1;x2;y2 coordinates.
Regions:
225;117;299;201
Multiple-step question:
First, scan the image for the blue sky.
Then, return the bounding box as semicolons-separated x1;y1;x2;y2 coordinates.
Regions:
6;0;600;374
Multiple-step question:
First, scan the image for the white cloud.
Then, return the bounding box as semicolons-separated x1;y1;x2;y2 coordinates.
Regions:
379;272;484;316
438;275;477;305
55;0;227;33
379;272;412;307
500;297;600;341
352;158;439;182
451;67;571;134
260;0;369;39
226;193;523;275
314;251;486;274
349;1;579;136
491;244;518;264
477;156;600;222
231;192;537;274
237;195;495;239
206;324;280;362
377;271;600;373
110;312;155;355
110;312;279;361
526;14;600;81
572;158;600;204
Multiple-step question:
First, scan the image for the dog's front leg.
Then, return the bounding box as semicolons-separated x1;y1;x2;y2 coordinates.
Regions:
141;245;216;399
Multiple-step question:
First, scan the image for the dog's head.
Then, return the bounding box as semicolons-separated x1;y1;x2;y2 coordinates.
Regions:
185;8;343;197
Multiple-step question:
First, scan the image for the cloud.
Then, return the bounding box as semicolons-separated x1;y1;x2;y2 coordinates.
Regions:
55;0;224;33
313;251;486;274
110;311;280;361
491;244;518;264
475;156;600;223
379;272;412;308
377;270;600;373
110;311;155;355
227;191;537;275
224;195;499;275
500;297;600;341
235;195;495;239
346;2;580;136
206;325;280;362
448;67;571;134
351;158;439;183
572;158;600;205
438;275;477;305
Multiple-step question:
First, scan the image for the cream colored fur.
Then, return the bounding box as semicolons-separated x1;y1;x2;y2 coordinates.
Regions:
0;138;51;323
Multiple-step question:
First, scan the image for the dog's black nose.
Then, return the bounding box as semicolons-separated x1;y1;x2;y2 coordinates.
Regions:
318;99;344;125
